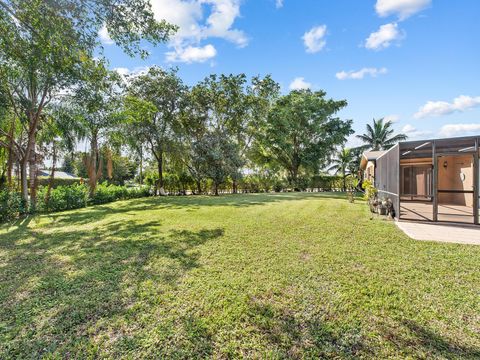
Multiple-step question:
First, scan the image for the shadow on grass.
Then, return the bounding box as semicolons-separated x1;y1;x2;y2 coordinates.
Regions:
0;218;224;358
247;298;372;358
42;191;357;227
381;320;480;359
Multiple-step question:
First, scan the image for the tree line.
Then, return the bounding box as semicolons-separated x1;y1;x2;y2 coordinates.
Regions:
0;1;406;214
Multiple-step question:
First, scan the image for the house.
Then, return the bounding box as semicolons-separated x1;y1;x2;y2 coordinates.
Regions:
37;170;79;180
359;151;386;182
360;135;479;225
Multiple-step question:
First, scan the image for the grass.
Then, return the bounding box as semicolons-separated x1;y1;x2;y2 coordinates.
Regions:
0;192;479;359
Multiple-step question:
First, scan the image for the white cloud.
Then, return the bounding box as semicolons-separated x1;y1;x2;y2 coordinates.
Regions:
365;23;403;50
166;44;217;63
439;123;480;137
414;95;480;119
302;25;327;53
275;0;283;8
113;67;130;76
401;124;432;139
113;66;150;77
98;25;114;45
336;67;387;80
375;0;431;20
384;114;400;123
289;77;312;90
151;0;247;63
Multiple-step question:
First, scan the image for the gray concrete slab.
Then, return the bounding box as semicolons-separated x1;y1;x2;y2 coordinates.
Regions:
396;221;480;245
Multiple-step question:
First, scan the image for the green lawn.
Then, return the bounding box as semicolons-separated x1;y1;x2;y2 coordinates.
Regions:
1;193;479;359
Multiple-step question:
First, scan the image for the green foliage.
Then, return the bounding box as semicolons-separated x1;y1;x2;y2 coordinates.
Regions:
192;130;243;195
89;182;150;205
310;175;344;191
356;118;408;151
328;148;356;191
256;89;353;187
37;184;89;213
0;183;151;219
0;190;25;222
36;177;81;188
362;179;378;201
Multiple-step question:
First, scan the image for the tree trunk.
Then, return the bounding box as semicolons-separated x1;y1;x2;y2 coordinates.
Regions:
157;151;164;195
214;183;219;196
6;117;15;188
139;147;143;185
290;166;299;190
20;158;28;204
84;131;101;197
28;137;37;210
196;180;202;195
232;179;238;194
45;143;57;207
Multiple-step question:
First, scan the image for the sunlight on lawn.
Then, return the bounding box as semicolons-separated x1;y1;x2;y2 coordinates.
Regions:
1;193;479;358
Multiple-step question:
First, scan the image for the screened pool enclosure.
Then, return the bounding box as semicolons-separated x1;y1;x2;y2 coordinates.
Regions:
369;136;479;225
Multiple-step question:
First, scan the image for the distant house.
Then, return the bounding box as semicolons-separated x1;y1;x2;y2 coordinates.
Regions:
360;135;479;226
37;170;80;180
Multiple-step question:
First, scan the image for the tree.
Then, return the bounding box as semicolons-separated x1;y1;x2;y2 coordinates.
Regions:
125;67;186;195
328;148;354;191
356;118;407;151
178;83;213;194
36;113;76;205
63;63;123;195
193;130;243;196
195;74;248;193
0;0;175;207
257;89;353;188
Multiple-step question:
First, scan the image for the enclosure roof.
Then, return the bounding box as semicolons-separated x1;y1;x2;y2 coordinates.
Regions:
399;134;480;147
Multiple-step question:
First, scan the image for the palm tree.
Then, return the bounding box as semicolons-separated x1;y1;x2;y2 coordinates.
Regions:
356;118;407;151
329;147;354;191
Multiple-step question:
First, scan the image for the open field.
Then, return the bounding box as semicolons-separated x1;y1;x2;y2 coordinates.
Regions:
1;193;479;358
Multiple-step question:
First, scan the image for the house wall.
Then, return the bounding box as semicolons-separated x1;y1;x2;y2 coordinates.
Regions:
364;161;375;181
437;155;474;207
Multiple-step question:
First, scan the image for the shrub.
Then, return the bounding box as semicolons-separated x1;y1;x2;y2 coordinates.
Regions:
125;186;152;199
36;177;81;188
89;182;152;205
37;184;89;213
0;190;26;222
273;179;286;192
89;182;129;205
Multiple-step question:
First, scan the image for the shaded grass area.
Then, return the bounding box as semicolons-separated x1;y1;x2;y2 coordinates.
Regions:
0;192;479;358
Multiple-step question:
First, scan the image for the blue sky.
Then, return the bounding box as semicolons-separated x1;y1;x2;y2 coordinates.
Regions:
99;0;480;147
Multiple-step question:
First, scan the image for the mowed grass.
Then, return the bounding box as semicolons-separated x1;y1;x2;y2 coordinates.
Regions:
1;193;479;359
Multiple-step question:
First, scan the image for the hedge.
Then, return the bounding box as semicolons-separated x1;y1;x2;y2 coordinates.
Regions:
1;183;152;221
0;190;26;222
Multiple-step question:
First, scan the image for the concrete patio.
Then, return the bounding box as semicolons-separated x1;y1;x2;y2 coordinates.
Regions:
396;221;480;245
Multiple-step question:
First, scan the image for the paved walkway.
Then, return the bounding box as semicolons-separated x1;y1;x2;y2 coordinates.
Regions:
396;221;480;245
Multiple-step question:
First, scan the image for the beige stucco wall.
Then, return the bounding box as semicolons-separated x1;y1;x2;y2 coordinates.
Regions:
437;155;474;206
364;161;375;181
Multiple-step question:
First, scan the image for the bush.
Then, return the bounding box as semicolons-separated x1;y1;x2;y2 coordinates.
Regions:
89;182;129;205
125;186;152;199
89;182;152;205
0;190;26;222
36;177;81;188
37;184;89;213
